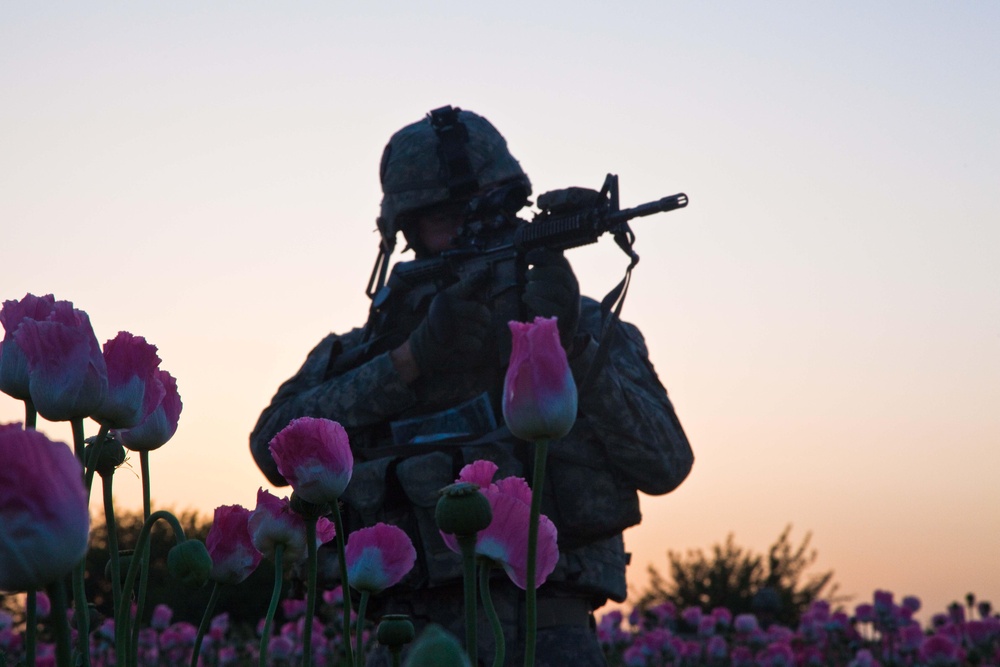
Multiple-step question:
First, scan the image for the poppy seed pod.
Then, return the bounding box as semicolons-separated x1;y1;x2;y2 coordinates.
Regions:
435;482;492;537
377;614;416;650
289;490;331;519
85;433;127;478
403;624;471;667
167;540;212;587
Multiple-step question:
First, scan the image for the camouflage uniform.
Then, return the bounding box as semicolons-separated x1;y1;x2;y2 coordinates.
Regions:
251;296;692;665
250;106;693;666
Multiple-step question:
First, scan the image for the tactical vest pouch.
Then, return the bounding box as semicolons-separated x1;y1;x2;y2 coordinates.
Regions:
341;457;395;528
556;534;630;603
394;451;464;586
546;430;642;547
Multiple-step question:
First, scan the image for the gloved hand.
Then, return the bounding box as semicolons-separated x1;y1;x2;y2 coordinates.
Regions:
523;248;580;347
408;273;492;375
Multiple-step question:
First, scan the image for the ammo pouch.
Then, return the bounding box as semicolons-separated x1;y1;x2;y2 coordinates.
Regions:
341;451;464;589
554;534;631;603
394;452;465;586
546;427;642;548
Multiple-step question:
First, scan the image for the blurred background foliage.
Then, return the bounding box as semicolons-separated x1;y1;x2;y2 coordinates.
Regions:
636;525;841;627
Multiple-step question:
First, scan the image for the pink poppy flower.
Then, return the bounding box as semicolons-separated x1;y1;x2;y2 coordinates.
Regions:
13;300;108;422
855;603;875;623
440;460;559;590
117;369;182;451
733;613;759;634
502;316;577;441
34;591;51;619
344;523;416;594
0;293;56;400
206;504;263;585
918;634;962;666
268;417;354;505
0;423;89;591
248;488;335;566
757;641;795;667
707;635;728;660
151;603;173;630
92;332;165;430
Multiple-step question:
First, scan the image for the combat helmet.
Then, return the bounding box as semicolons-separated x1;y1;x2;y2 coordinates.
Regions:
376;105;531;257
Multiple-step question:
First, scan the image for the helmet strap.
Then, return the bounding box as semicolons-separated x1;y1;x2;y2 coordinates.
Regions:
367;218;396;298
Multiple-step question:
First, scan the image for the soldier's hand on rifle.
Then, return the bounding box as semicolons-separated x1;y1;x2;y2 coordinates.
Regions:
523;249;580;347
406;272;492;377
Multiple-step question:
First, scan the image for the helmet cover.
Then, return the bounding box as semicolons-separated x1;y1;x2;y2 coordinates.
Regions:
377;106;531;248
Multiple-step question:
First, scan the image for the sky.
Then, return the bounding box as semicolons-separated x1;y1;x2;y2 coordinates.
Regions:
2;2;998;621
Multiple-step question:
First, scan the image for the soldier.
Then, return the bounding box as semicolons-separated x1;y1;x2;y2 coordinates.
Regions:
250;106;694;666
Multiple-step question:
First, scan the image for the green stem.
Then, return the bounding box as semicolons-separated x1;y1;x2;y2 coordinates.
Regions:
26;590;36;667
128;451;154;667
83;425;111;500
330;502;356;667
71;418;86;462
141;451;152;520
355;591;369;667
69;418;91;667
190;582;222;667
303;517;318;667
115;510;188;664
46;578;72;667
458;534;478;663
24;399;36;430
102;471;123;623
259;545;285;667
479;561;505;667
524;438;549;667
72;563;90;667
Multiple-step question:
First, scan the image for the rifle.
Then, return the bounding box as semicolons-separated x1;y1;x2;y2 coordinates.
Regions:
327;173;687;377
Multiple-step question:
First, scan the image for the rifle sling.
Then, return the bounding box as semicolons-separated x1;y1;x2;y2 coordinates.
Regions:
579;224;639;395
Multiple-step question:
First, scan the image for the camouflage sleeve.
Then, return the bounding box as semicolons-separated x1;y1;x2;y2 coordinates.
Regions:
564;298;694;495
249;330;418;486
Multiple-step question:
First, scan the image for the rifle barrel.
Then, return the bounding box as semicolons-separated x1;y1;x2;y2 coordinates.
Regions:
616;193;688;221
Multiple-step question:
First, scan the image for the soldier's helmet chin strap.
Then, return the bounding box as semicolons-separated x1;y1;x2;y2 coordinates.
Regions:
367;217;395;300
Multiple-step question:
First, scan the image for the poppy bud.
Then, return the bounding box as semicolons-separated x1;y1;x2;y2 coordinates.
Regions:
502;317;577;441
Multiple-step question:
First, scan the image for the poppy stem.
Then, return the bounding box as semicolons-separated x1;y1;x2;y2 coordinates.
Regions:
102;471;123;623
524;437;549;667
69;418;91;667
479;561;505;667
190;581;221;667
330;502;356;667
355;591;370;667
46;578;72;667
25;589;37;667
128;451;154;667
24;398;36;430
259;544;285;667
82;425;110;500
457;533;478;663
303;516;319;667
115;510;187;665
